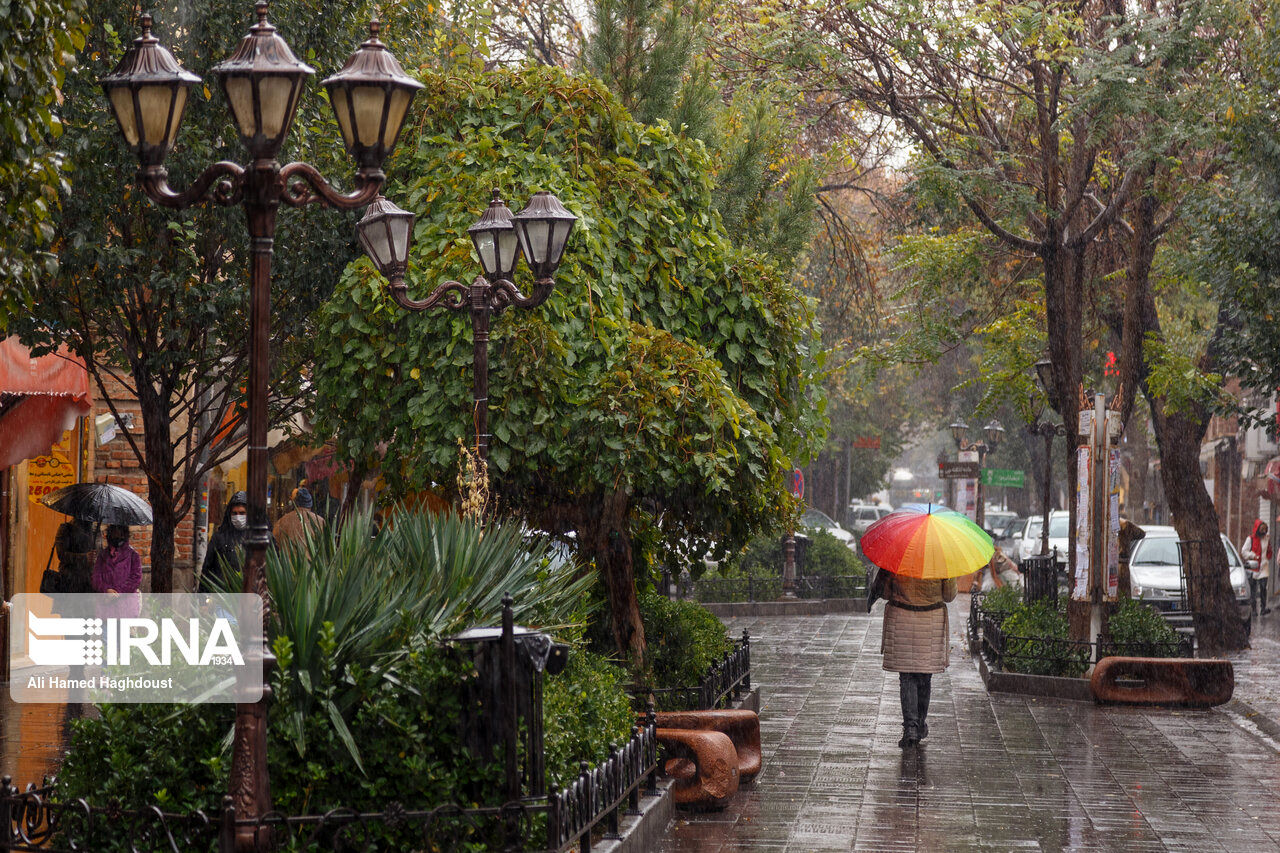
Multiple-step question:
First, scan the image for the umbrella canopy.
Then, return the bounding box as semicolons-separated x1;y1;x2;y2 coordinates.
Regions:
41;482;153;526
860;504;992;579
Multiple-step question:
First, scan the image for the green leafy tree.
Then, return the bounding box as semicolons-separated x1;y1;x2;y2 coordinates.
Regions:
0;0;87;316
11;1;381;590
310;66;824;664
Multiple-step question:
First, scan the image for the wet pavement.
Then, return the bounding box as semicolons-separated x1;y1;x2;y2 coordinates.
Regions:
659;596;1280;852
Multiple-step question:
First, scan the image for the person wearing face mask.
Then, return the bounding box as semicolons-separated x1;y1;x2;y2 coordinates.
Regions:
200;491;250;592
92;524;142;619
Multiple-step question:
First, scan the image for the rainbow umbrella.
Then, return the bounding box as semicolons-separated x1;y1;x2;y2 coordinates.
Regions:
860;504;993;579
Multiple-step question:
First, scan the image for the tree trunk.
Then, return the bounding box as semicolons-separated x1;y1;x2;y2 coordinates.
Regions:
580;491;646;668
140;392;176;593
1149;403;1249;651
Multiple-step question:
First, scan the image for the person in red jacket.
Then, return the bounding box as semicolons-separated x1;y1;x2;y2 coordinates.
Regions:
1241;519;1272;616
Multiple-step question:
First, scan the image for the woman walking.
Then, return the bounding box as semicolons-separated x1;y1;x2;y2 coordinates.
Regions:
881;572;957;747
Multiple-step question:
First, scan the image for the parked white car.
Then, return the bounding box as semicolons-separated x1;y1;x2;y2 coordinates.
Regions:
800;508;858;550
847;503;894;535
1128;526;1252;615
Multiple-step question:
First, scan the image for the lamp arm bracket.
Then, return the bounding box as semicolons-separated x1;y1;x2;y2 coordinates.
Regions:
279;163;384;210
139;162;245;209
390;278;468;312
488;278;554;315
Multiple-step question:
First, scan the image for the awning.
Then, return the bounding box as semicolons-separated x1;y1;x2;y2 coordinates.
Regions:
0;337;92;469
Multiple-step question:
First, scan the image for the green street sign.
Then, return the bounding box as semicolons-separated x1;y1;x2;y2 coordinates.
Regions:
980;468;1025;488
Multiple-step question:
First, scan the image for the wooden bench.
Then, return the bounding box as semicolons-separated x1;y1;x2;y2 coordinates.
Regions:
654;728;740;809
1090;656;1234;707
653;709;762;781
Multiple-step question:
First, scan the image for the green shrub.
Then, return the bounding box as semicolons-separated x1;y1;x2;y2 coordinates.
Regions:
1000;601;1089;678
542;648;636;792
730;528;865;580
979;584;1022;621
56;638;498;851
1108;597;1183;655
638;591;733;689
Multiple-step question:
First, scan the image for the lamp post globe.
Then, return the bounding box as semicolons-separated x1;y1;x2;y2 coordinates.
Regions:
99;14;201;168
983;419;1005;450
949;421;969;449
513;190;577;280
467;190;521;282
357;195;415;283
211;2;315;161
322;20;424;171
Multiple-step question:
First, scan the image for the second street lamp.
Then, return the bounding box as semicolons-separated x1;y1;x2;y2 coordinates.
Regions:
951;419;1003;531
357;189;577;464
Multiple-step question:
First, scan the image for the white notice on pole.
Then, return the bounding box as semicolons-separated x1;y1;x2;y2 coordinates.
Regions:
1073;446;1091;600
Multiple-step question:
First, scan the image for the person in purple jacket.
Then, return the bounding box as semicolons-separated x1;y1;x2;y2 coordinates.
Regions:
92;524;142;619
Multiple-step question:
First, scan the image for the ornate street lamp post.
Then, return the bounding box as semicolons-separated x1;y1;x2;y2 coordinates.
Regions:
356;189;576;464
101;6;421;848
950;419;1004;531
1029;359;1069;557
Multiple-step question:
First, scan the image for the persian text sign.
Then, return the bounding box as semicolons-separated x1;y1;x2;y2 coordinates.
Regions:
27;432;74;503
980;468;1025;488
9;593;263;703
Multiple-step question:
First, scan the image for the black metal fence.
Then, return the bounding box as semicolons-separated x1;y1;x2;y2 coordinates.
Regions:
2;597;662;853
3;718;659;853
969;594;1197;679
635;631;751;712
692;574;866;604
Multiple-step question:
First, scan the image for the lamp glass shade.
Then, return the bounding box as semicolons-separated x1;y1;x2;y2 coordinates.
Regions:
357;196;414;275
211;5;314;158
322;21;423;169
949;421;969;446
467;191;520;280
1034;358;1054;395
513;191;576;278
983;420;1005;447
100;13;200;166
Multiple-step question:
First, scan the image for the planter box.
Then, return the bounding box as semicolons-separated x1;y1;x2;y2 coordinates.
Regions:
976;653;1094;702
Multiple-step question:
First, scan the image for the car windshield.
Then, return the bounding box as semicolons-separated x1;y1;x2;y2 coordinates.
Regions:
1025;519;1042;538
1132;538;1181;565
1131;535;1243;568
1048;515;1069;537
801;509;838;528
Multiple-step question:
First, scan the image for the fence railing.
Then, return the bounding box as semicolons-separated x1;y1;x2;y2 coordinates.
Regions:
970;595;1198;680
692;574;866;604
3;718;661;853
630;631;751;712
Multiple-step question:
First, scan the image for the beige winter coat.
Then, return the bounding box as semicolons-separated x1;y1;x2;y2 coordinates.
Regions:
881;574;958;673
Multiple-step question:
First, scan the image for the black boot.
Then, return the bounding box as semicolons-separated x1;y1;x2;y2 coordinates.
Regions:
899;673;921;747
917;674;932;740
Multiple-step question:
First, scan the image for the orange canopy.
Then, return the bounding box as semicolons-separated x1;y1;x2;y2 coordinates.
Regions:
0;337;92;469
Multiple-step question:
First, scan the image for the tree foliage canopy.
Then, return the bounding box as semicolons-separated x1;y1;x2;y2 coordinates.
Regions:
311;64;825;558
0;0;87;316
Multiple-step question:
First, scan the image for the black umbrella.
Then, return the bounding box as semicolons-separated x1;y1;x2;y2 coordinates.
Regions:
40;482;153;526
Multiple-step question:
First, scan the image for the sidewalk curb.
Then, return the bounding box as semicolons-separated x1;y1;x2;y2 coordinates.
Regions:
594;778;674;853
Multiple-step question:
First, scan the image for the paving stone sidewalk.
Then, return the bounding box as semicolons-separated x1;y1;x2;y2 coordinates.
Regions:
658;597;1280;852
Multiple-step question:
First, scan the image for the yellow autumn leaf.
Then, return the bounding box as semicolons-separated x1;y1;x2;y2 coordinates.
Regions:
410;367;421;380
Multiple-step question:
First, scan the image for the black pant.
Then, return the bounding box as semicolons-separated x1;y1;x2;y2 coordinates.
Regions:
899;672;932;733
1259;577;1270;612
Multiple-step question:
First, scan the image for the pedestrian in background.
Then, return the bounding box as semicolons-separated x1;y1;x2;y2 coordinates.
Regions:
53;516;97;593
273;487;324;549
979;545;1021;592
201;491;249;592
92;524;142;619
881;573;957;747
1241;519;1271;616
